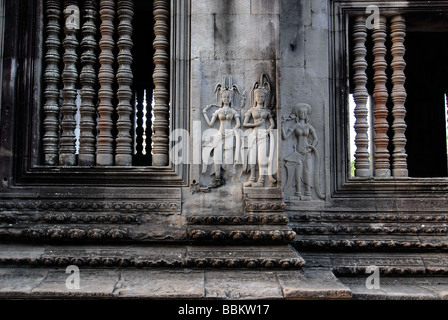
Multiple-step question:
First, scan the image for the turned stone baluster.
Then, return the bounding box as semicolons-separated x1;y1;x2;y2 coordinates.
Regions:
79;0;98;166
97;0;116;166
152;0;170;166
43;0;62;166
115;0;134;166
135;88;144;156
352;15;371;177
145;88;153;159
372;15;391;177
60;0;80;166
390;15;409;177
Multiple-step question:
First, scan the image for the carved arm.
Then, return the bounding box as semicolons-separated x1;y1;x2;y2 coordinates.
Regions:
309;126;319;147
203;105;218;127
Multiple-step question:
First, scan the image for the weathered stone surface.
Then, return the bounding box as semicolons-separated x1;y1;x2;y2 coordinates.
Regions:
2;265;448;300
41;245;188;267
415;278;448;300
114;270;205;298
130;213;187;241
3;0;448;302
0;268;48;296
0;244;45;262
251;0;279;15
277;268;351;300
299;253;332;268
31;269;120;298
339;277;440;300
184;184;245;216
205;271;283;299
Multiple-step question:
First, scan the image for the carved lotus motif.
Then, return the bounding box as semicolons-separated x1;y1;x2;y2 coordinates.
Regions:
211;230;226;240
146;203;156;210
262;259;276;268
230;231;247;240
189;230;207;240
103;258;116;267
244;259;259;268
25;228;45;238
109;215;120;223
96;215;107;223
108;229;127;239
87;228;105;239
211;259;224;268
269;230;283;241
68;229;86;239
47;227;65;239
188;216;201;224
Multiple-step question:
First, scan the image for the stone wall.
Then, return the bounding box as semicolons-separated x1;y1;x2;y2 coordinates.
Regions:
1;0;448;276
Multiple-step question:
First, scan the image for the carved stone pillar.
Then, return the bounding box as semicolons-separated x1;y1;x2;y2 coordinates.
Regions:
79;0;98;166
96;0;116;166
145;89;153;159
352;15;371;177
372;15;391;177
60;0;80;166
43;0;62;166
135;88;145;156
152;0;170;166
390;15;409;177
115;0;134;166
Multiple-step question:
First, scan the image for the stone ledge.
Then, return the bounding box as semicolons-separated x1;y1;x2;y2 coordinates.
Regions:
2;265;447;300
0;244;305;270
339;277;448;300
302;252;448;276
0;267;350;300
1;251;448;300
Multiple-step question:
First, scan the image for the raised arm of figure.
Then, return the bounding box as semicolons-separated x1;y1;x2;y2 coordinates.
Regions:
203;105;218;127
281;119;295;140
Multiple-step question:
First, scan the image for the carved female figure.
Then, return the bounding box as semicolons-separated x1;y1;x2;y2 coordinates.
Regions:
282;103;325;200
202;77;241;188
242;74;277;188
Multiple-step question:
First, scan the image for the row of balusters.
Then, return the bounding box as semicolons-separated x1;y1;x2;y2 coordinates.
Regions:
42;0;170;167
352;14;408;178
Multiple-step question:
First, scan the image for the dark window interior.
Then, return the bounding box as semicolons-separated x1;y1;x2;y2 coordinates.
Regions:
132;0;155;165
349;12;448;178
404;13;448;177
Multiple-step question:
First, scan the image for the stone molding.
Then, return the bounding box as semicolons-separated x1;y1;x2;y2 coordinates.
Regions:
188;229;296;243
295;239;448;251
291;213;448;223
0;245;305;270
188;214;289;225
294;226;447;235
303;252;448;276
0;201;181;213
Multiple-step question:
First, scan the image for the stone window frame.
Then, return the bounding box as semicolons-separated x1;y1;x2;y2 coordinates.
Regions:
0;0;191;190
330;0;448;197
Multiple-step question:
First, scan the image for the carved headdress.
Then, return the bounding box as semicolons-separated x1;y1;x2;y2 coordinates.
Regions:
249;73;274;110
292;103;312;123
214;76;240;107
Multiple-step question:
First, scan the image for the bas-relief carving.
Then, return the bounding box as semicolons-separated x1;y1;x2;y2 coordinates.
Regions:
281;103;325;201
242;74;277;188
199;74;325;202
201;74;278;189
202;76;241;188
